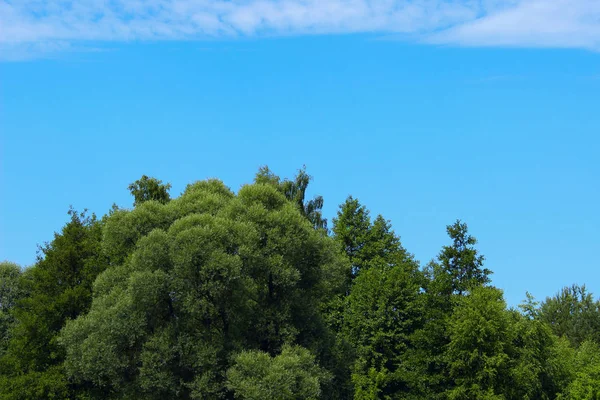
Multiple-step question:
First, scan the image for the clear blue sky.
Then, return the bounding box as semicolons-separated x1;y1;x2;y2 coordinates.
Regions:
1;1;599;307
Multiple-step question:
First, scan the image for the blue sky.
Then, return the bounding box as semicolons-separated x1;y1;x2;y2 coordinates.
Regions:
1;0;599;307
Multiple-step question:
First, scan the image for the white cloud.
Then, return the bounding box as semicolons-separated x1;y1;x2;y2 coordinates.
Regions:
428;0;600;49
1;0;599;60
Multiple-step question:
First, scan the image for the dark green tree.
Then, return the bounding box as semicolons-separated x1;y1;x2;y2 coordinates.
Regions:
405;221;490;398
0;262;24;356
128;175;172;206
507;304;574;400
332;197;371;277
437;220;490;296
0;209;106;399
331;197;422;399
539;284;600;348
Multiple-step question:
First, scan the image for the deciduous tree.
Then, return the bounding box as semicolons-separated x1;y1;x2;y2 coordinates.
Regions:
128;175;172;206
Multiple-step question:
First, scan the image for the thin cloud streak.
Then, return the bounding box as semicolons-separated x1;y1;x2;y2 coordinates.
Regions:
1;0;599;60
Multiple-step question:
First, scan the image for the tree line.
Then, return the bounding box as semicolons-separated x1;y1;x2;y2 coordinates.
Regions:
1;167;599;399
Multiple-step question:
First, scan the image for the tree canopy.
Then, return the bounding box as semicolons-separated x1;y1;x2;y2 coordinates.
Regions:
0;167;597;399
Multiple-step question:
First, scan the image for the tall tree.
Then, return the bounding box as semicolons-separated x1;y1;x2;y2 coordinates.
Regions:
406;221;490;398
128;175;172;206
332;197;371;277
331;197;422;398
0;209;106;399
332;197;412;279
436;220;491;297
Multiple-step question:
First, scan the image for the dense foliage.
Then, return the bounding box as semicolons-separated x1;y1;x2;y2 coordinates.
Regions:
1;168;598;399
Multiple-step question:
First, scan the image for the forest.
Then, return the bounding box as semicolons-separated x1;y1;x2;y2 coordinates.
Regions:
0;167;599;400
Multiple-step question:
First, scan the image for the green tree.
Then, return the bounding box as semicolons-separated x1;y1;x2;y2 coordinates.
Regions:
128;175;172;206
344;262;422;399
437;220;490;297
332;196;371;277
508;304;574;400
332;197;412;279
445;286;511;400
329;197;421;399
444;289;574;400
60;180;346;399
539;284;600;348
226;344;329;399
405;221;490;399
0;209;106;399
0;262;24;355
560;340;600;399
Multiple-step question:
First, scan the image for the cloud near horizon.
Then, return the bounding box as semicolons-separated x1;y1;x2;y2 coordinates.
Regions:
1;0;599;60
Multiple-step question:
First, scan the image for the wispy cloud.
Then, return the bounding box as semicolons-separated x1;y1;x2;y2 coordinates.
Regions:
1;0;599;60
428;0;600;49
